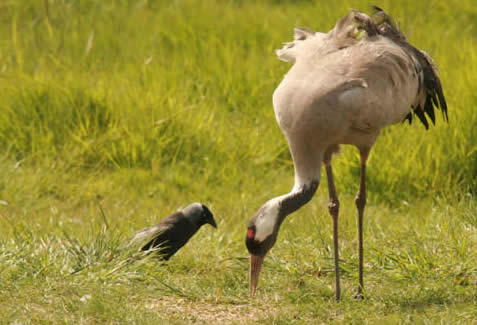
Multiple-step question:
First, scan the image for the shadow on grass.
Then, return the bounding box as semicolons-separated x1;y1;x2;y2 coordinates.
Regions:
388;286;455;312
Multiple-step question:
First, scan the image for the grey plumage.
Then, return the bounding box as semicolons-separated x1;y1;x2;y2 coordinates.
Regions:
246;7;448;299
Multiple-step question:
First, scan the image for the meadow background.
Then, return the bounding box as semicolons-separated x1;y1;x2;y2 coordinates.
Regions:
0;0;476;323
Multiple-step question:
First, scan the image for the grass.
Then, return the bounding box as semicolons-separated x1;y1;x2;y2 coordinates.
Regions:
0;0;476;323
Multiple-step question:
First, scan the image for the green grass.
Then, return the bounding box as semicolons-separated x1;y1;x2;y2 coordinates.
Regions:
0;0;476;323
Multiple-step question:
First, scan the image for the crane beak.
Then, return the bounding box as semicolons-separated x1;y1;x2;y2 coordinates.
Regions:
250;254;264;297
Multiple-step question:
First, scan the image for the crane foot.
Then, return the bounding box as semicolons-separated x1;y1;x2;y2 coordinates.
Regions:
353;289;365;300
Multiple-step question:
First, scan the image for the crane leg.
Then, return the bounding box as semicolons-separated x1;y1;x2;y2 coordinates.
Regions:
324;150;340;301
354;148;370;299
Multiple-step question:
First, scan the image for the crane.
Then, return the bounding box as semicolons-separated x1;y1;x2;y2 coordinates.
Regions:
245;7;447;300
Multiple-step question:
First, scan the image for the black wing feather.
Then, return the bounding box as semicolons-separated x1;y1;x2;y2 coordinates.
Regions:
370;6;448;129
415;107;429;130
424;96;436;125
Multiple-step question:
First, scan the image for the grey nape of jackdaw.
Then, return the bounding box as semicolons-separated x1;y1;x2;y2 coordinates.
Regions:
130;203;217;260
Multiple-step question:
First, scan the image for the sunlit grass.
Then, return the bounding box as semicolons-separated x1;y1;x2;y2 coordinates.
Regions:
0;0;476;323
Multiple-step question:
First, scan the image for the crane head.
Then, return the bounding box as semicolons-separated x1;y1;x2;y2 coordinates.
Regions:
245;199;282;297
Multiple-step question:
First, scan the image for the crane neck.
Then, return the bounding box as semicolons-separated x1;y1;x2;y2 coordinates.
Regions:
280;181;319;217
247;177;320;245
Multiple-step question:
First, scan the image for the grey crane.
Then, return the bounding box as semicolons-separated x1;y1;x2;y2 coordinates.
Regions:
245;7;447;300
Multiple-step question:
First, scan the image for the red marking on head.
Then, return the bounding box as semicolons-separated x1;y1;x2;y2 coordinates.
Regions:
247;228;255;239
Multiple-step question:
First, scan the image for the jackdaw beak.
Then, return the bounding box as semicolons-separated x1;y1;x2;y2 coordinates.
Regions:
208;217;217;228
201;204;217;228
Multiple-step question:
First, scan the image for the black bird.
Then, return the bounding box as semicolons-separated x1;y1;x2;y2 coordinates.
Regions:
130;203;217;260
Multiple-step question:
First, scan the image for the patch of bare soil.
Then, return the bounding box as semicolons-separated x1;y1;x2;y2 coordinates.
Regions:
145;296;280;324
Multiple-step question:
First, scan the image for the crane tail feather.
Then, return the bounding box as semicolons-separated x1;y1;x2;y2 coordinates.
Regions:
369;7;448;129
415;107;429;130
